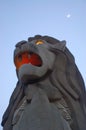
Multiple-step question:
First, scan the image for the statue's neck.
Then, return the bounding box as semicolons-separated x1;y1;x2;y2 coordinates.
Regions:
24;78;62;103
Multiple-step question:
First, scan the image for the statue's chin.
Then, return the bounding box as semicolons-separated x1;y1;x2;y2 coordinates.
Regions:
20;74;41;84
18;64;49;84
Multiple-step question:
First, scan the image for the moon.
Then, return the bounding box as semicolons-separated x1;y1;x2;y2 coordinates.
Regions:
66;14;71;18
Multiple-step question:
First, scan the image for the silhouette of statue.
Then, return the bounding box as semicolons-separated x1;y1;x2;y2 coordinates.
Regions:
1;35;86;130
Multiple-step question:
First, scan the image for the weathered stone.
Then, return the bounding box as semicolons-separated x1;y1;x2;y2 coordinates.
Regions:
1;35;86;130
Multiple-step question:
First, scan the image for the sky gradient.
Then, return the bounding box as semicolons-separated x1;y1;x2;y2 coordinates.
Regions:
0;0;86;129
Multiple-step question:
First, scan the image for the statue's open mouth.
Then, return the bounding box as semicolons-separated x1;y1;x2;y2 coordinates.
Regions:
14;51;42;69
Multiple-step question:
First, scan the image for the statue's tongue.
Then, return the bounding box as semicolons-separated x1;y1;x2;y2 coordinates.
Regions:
14;52;42;69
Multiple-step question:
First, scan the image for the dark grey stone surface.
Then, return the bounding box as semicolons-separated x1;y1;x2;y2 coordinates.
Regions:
1;35;86;130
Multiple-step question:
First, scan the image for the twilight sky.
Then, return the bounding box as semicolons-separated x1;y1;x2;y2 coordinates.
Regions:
0;0;86;129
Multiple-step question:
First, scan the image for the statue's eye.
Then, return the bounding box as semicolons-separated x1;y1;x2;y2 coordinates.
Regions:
35;40;44;45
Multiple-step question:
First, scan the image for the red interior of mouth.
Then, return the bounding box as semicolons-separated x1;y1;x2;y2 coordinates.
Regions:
14;52;42;70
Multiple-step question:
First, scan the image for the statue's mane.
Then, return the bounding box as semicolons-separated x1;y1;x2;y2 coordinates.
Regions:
50;47;86;100
48;47;86;130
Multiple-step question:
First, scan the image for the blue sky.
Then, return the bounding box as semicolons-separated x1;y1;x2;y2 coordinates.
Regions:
0;0;86;129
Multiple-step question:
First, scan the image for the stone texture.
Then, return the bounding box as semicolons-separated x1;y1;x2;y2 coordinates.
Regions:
1;35;86;130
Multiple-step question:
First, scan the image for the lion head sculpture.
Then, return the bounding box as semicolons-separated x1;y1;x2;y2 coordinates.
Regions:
1;35;86;130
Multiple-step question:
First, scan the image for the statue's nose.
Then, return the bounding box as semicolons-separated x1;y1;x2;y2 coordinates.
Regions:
15;40;27;48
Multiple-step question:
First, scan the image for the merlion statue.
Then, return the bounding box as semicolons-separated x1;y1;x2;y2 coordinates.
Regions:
1;35;86;130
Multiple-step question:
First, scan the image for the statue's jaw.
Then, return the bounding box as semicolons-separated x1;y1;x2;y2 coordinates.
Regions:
17;64;50;84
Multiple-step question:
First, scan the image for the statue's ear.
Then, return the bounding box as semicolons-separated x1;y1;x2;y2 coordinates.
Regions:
42;35;66;51
48;40;66;52
54;40;66;51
